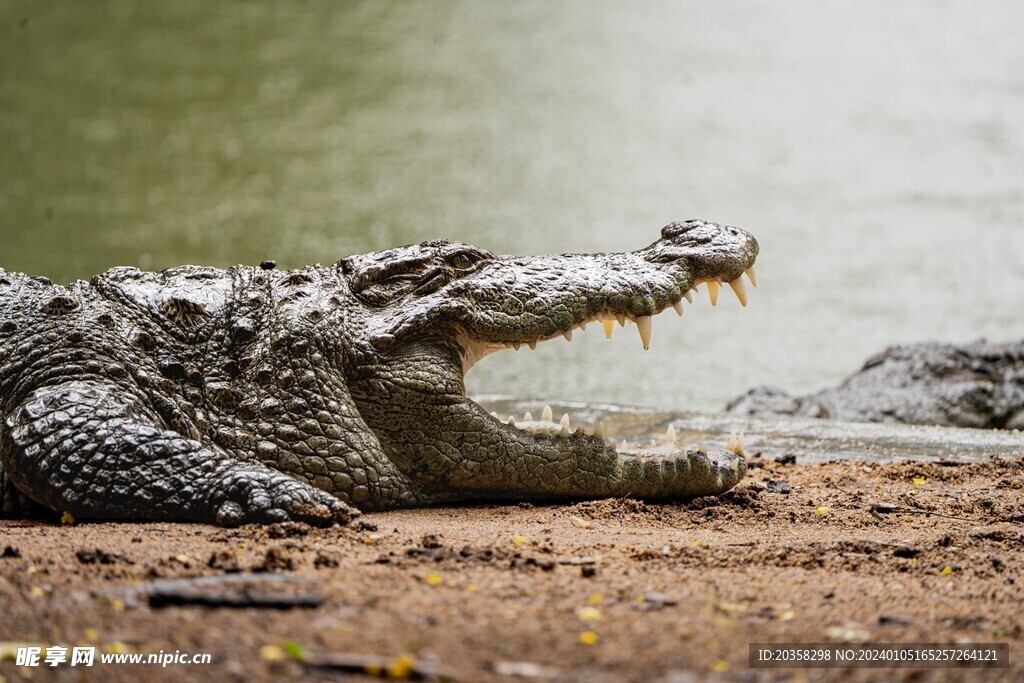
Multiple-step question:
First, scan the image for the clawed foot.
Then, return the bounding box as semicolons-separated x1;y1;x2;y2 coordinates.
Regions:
211;470;360;527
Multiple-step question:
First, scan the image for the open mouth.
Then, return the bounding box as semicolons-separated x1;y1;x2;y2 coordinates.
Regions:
458;268;757;461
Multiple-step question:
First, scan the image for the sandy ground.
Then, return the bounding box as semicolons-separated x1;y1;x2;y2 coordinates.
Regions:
1;455;1021;683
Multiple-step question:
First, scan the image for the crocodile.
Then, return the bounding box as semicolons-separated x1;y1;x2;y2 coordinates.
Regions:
0;220;758;526
727;339;1024;430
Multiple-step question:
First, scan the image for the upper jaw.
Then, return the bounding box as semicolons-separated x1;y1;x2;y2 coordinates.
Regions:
452;271;755;375
449;257;757;373
369;221;758;357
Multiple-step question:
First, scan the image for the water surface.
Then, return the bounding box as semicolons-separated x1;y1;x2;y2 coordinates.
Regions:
2;1;1023;410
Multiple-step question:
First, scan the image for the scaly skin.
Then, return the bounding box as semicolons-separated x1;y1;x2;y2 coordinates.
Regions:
727;340;1024;430
0;220;758;525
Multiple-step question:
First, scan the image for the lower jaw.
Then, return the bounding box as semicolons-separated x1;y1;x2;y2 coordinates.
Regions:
485;403;747;458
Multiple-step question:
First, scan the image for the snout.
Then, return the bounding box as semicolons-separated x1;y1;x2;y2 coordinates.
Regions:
650;219;758;284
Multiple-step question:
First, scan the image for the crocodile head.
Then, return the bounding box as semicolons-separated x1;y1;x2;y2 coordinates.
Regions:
340;220;759;503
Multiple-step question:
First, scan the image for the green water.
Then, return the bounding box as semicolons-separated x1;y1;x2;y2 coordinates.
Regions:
3;1;1024;410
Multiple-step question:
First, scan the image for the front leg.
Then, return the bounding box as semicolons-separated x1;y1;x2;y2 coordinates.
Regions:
2;380;358;526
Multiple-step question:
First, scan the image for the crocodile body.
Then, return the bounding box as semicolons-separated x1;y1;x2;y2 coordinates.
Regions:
727;340;1024;430
0;220;758;525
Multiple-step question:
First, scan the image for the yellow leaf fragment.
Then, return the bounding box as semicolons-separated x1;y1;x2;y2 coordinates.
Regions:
579;631;599;646
387;654;416;678
825;624;871;641
0;643;31;661
912;477;926;487
61;511;76;525
29;586;44;598
814;507;831;516
259;644;286;661
109;597;125;611
588;593;603;605
714;601;748;616
711;659;731;673
512;533;529;545
425;572;443;586
779;610;795;621
570;516;593;529
576;606;602;622
940;566;953;575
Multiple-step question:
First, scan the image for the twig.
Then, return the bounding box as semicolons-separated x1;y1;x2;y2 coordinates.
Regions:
148;589;323;610
872;506;976;523
304;653;457;681
826;477;977;522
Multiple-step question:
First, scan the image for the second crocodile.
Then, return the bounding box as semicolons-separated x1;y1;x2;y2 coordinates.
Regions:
727;339;1024;429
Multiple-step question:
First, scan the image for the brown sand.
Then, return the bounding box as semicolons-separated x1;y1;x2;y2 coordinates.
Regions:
1;456;1021;682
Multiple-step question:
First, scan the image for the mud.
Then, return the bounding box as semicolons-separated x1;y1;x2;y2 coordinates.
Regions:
1;456;1021;682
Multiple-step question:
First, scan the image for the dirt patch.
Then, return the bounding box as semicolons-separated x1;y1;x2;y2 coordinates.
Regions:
1;458;1021;682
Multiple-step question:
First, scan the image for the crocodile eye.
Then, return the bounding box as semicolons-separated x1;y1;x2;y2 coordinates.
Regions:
450;253;474;270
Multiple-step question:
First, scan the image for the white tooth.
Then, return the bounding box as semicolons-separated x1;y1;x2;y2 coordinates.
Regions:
507;416;517;426
672;302;684;316
579;319;587;331
615;313;626;327
602;317;615;339
513;341;521;350
666;424;677;444
707;281;720;306
619;439;628;451
736;431;746;456
592;421;605;440
730;458;741;473
684;290;694;303
523;412;533;422
490;412;499;418
542;405;553;422
726;431;736;451
562;329;573;341
698;442;708;454
559;423;570;437
728;278;747;307
559;413;571;429
745;266;758;287
528;340;537;350
636;315;652;350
